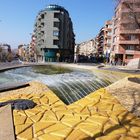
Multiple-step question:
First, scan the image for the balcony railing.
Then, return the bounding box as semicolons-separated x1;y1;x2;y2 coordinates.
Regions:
105;20;112;25
135;8;140;12
105;28;112;32
104;35;111;39
125;50;140;54
121;0;140;3
54;18;60;22
119;39;140;45
120;19;134;24
120;29;140;34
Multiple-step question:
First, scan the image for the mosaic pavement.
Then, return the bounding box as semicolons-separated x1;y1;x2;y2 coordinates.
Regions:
0;81;140;140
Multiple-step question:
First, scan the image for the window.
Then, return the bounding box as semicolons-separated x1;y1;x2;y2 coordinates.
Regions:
130;35;136;40
125;54;133;59
129;35;136;40
54;13;60;18
108;25;112;28
122;23;137;30
113;28;117;34
107;32;112;36
113;37;116;43
41;22;44;26
107;39;111;43
41;14;44;19
53;40;59;45
41;31;44;35
53;22;60;28
135;3;140;8
53;31;59;36
114;19;118;26
126;45;135;50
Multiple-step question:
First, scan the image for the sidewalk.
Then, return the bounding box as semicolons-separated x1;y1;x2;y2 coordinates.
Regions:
100;64;140;74
0;61;140;74
0;62;26;72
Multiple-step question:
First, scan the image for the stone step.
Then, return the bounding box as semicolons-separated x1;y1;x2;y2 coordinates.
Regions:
0;82;29;93
0;105;15;140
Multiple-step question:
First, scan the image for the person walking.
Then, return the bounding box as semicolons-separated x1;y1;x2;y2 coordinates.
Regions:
56;52;60;62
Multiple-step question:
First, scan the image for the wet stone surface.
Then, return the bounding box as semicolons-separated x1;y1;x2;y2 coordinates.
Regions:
0;99;36;110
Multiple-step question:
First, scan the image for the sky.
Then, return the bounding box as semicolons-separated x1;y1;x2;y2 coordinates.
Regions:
0;0;116;48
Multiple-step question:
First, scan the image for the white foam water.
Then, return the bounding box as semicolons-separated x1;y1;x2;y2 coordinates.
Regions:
0;67;114;104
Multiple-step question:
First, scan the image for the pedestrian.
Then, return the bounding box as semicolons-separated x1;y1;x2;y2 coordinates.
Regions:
56;52;60;62
74;53;78;63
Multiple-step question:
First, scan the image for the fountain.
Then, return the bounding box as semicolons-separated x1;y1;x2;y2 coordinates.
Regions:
0;65;122;104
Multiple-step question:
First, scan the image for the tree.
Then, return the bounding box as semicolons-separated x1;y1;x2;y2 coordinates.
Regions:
115;0;140;29
7;52;13;62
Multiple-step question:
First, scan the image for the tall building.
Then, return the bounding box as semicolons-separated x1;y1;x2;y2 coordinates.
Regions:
97;27;105;55
29;35;36;61
18;44;26;61
112;0;140;64
104;20;113;60
96;20;113;57
34;4;75;62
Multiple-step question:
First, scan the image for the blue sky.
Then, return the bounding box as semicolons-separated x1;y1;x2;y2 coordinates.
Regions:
0;0;115;48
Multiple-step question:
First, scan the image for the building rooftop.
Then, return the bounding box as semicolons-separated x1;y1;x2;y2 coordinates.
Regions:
37;4;69;19
39;4;68;13
46;4;64;10
45;4;68;13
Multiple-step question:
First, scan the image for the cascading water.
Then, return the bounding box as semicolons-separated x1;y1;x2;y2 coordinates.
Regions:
0;66;116;104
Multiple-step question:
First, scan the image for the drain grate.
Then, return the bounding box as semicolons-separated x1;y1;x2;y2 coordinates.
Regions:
0;99;36;110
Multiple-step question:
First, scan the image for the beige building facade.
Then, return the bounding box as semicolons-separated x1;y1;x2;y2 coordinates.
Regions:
78;39;97;56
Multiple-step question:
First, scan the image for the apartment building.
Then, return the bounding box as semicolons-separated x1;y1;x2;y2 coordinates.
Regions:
112;0;140;64
96;28;105;55
34;4;75;62
29;35;36;61
18;45;25;60
0;44;12;62
78;39;97;56
104;20;113;62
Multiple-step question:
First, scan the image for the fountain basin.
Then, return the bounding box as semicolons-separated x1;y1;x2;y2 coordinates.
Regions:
0;64;127;104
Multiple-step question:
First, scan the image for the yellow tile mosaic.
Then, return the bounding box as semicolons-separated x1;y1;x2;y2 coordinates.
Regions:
0;80;140;140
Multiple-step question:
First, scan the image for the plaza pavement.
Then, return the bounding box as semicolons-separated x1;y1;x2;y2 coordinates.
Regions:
0;79;140;139
0;62;140;139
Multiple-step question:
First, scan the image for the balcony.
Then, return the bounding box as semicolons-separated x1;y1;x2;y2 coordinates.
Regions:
125;50;140;54
119;39;140;45
120;19;133;24
122;8;140;12
98;47;103;52
121;0;140;3
121;8;130;13
135;8;140;12
105;20;112;25
41;27;45;32
106;43;111;47
54;18;60;22
105;28;112;33
120;29;140;34
104;35;111;39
